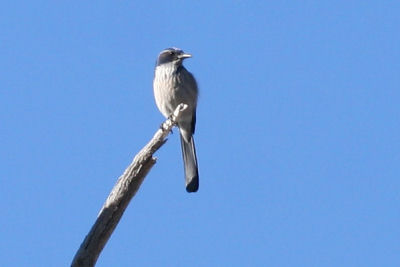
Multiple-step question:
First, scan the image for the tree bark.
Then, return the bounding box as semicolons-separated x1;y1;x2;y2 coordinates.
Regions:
71;104;188;267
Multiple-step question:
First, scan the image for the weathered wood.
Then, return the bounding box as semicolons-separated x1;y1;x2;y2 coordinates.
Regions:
71;104;188;267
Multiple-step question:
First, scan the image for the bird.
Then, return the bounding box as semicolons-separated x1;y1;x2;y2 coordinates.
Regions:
153;47;199;193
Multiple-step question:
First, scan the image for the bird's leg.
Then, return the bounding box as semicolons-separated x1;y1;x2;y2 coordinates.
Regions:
166;113;175;134
159;104;187;133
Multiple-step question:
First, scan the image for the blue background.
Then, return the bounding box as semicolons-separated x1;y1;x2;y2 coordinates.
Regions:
1;1;399;266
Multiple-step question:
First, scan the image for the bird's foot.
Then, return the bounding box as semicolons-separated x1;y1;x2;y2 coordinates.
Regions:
160;121;174;134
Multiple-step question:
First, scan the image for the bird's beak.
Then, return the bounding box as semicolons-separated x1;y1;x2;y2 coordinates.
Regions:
178;53;192;59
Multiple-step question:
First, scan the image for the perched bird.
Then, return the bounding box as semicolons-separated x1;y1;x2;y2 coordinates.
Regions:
153;47;199;193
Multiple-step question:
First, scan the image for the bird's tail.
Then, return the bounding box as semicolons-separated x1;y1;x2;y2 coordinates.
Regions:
180;134;199;192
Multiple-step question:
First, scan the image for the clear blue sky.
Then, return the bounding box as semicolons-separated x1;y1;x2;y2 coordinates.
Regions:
1;1;399;266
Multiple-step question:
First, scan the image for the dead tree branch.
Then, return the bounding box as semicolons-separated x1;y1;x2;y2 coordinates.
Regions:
71;104;188;267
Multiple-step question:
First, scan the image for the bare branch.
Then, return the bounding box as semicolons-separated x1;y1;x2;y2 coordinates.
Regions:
71;104;188;267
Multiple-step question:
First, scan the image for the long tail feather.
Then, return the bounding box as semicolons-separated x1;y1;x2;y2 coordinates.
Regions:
180;135;199;192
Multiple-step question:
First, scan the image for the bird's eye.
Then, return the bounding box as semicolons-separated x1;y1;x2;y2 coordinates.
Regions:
169;51;174;55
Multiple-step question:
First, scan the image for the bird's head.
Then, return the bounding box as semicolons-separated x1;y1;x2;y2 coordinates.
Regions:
156;47;192;67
